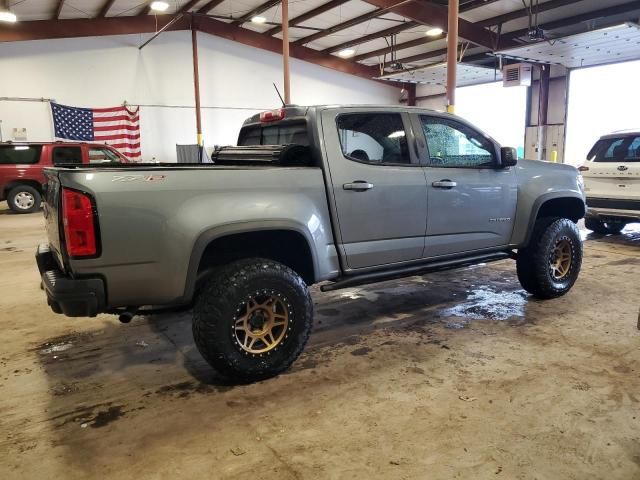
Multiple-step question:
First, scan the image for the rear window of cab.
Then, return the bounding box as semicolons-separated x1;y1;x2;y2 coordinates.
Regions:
0;145;43;164
238;121;309;146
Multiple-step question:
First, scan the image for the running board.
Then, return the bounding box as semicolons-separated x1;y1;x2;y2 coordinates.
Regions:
320;252;511;292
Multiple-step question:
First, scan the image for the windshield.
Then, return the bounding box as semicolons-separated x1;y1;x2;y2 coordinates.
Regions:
588;136;640;162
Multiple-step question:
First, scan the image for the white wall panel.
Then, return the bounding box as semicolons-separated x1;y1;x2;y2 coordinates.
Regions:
0;31;397;161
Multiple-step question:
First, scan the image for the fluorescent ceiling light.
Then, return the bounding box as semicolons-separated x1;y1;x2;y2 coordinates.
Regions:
150;1;170;12
0;10;17;23
426;27;443;37
338;49;356;58
251;16;267;24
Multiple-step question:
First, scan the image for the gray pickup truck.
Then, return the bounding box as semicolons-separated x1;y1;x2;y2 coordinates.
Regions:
36;105;586;381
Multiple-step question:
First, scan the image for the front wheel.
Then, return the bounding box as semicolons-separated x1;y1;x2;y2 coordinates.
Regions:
7;185;41;214
192;258;313;382
516;218;582;299
585;217;624;235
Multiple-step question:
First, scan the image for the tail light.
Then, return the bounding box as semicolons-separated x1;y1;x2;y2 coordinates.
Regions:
62;188;98;258
578;166;589;172
260;108;285;123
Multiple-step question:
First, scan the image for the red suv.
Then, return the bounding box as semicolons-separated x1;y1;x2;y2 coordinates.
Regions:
0;142;128;213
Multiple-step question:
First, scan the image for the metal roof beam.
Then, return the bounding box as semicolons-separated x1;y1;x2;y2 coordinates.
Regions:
96;0;117;18
54;0;65;19
324;20;421;53
197;0;226;14
293;6;394;46
232;0;281;25
178;0;202;14
265;0;349;36
352;0;582;62
361;0;500;49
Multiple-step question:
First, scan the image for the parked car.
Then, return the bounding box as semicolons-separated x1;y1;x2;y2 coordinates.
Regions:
0;142;127;213
35;105;586;382
579;130;640;234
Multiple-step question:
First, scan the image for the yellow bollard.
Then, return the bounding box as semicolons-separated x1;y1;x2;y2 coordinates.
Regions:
551;150;558;162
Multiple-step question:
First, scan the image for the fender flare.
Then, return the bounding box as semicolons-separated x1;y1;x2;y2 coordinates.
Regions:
180;220;318;304
522;192;586;246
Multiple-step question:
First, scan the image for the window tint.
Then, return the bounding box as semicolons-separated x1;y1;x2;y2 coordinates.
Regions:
0;145;42;164
337;113;411;165
88;147;122;164
53;146;82;165
590;136;640;162
237;121;309;146
421;116;495;168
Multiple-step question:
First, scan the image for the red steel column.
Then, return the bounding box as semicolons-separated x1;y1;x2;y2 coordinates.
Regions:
446;0;459;114
282;0;291;104
191;18;203;146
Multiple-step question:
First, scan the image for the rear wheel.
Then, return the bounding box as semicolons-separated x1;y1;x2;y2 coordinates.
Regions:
516;217;582;299
192;258;313;382
585;217;624;235
7;185;41;214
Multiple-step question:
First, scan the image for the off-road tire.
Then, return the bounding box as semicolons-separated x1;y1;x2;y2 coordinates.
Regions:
7;185;41;214
585;217;624;235
516;217;582;299
192;258;313;382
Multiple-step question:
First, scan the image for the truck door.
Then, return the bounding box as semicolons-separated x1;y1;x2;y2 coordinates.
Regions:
321;110;428;270
412;113;518;257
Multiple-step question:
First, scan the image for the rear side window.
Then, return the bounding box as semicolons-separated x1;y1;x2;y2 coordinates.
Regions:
238;121;309;146
0;145;42;164
588;136;640;162
336;113;411;165
52;146;82;165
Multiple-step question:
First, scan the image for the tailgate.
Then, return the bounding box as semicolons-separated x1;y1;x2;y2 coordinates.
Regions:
42;169;65;270
583;161;640;200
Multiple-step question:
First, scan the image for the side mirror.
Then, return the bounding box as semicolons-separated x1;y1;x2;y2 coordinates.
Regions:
500;147;518;167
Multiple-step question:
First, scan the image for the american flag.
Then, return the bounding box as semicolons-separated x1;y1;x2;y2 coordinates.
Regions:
51;103;141;160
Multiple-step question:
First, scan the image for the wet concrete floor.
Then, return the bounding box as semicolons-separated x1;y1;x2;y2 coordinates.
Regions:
0;203;639;479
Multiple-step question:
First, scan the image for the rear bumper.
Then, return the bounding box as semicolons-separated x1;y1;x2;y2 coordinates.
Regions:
586;197;640;223
36;244;106;317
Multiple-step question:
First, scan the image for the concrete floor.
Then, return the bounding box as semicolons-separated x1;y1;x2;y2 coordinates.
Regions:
0;203;638;480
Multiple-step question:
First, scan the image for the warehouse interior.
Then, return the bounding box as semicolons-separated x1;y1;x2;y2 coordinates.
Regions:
0;1;639;479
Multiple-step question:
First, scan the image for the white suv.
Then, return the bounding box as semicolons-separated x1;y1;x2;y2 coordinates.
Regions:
580;130;640;234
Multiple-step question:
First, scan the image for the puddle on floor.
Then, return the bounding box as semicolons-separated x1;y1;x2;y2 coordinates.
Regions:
440;287;528;328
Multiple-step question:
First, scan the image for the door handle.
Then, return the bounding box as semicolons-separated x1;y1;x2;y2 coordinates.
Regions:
432;179;457;189
343;180;374;191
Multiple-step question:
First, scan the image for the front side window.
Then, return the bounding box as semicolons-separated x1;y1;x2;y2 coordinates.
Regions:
421;116;495;168
52;146;82;165
0;145;42;164
337;113;411;165
88;147;122;164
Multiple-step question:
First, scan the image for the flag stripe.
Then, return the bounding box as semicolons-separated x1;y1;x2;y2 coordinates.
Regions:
95;133;141;141
93;114;140;123
94;124;139;132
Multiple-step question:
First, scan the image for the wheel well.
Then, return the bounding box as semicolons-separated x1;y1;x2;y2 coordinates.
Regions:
537;197;585;223
4;180;43;200
197;230;315;284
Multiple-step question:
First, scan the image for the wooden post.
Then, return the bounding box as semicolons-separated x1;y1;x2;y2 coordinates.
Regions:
282;0;291;104
446;0;459;114
191;19;203;147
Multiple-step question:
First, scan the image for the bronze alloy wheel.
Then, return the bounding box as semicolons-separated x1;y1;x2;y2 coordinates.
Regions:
550;237;573;281
233;291;290;354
